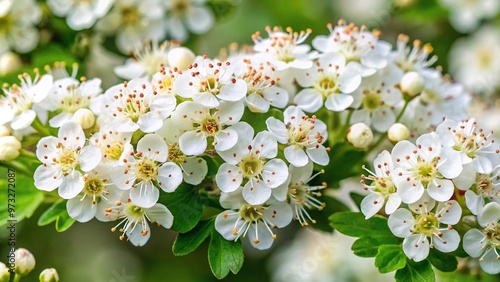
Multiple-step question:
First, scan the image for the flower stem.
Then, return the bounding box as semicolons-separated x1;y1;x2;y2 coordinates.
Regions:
13;273;21;282
19;149;37;160
0;160;32;177
31;117;51;137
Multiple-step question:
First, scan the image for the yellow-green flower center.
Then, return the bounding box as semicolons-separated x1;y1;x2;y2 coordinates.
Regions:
239;204;264;222
239;154;264;178
414;213;438;236
134;157;158;182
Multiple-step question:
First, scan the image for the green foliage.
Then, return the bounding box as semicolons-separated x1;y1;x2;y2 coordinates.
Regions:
38;199;75;232
329;212;393;237
427;249;457;272
320;143;366;188
240;108;283;133
308;195;350;232
375;245;407;273
352;236;403;258
395;259;435;282
208;232;244;279
173;218;215;256
158;183;204;233
0;167;44;226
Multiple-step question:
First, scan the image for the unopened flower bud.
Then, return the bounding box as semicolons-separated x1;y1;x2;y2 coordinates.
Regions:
400;71;424;97
168;47;195;70
0;51;22;76
347;123;373;149
39;268;59;282
0;262;10;282
0;126;10;137
0;136;22;161
14;248;35;276
388;123;410;142
71;109;95;130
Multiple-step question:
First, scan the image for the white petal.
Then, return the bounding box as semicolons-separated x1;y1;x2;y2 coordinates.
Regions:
243;179;272;205
129;181;159;208
186;6;214;34
463;229;487;258
453;163;476;190
324;94;353;112
465;190;483;216
49;112;73;128
397;180;424;204
284;145;308;167
403;234;429;262
127;222;151;246
59;121;85;149
246;93;270;113
36;136;59;162
111;165;135;190
248;222;274;250
479;248;500;275
58;170;85;199
214;129;238;152
146;203;174;229
306;145;330;166
67;197;95;222
438;147;463;178
265;201;293;228
266;117;288;144
215;212;240;241
10;110;36;130
262;159;289;188
472;156;494;174
173;73;198;98
388;208;415;238
361;193;384;219
216;163;242;192
179;131;207;156
293;89;323;113
436;200;462;225
427;179;454;202
137;134;168;162
137;112;164;133
251;131;277;159
157;163;183;192
478;202;500;227
385;194;402;215
79;145;102;172
218;100;244;125
182;157;208;185
432;229;460;253
34;165;63;191
192;92;219;108
218;79;247;102
264;86;288;108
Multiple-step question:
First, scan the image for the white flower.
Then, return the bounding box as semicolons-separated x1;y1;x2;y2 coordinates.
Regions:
89;124;133;166
436;118;500;174
101;78;176;132
266;106;329;167
391;34;437;73
155;118;208;185
216;123;289;205
463;202;500;274
114;41;179;80
215;187;292;250
440;0;499;33
313;20;391;77
391;132;462;203
171;100;245;155
46;77;102;128
95;0;166;54
0;0;42;53
388;199;462;262
360;150;401;219
0;73;53;130
151;66;181;96
173;56;247;108
165;0;214;42
273;161;327;226
105;197;174;246
237;57;289;113
110;134;182;208
253;26;315;73
66;165;123;222
293;53;361;113
34;122;102;199
350;65;403;132
47;0;114;30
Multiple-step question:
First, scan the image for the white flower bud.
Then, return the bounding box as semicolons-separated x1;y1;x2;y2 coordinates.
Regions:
388;123;410;142
0;51;22;76
347;123;373;149
0;126;11;137
168;47;195;70
71;108;95;130
14;248;35;276
0;136;22;161
0;262;10;282
39;268;59;282
400;71;424;97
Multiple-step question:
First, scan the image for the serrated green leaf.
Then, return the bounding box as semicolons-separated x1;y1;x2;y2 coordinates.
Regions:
0;167;44;226
208;231;244;279
38;200;66;226
375;245;407;273
173;218;215;256
158;183;203;233
427;249;457;272
395;259;435;282
55;212;75;232
329;211;392;237
308;195;350;232
352;236;403;258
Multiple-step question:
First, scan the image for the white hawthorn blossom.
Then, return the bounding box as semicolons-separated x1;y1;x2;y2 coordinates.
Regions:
173;56;247;108
360;150;401;219
463;202;500;274
171;100;245;155
47;0;114;30
88;124;133;166
0;0;42;53
266;106;329;167
164;0;215;42
104;195;174;246
216;123;289;205
101;78;177;132
293;53;361;113
110;134;182;208
391;132;462;203
34;122;102;199
0;73;53;130
388;199;462;262
312;20;391;77
391;34;437;74
440;0;499;33
215;187;293;250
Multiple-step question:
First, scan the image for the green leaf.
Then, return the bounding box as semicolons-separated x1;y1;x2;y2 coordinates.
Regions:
329;211;392;237
427;249;457;272
55;212;75;232
0;168;44;226
308;195;350;232
349;192;365;210
240;108;283;133
32;44;77;68
352;236;403;258
208;231;244;279
173;218;215;256
37;199;75;232
158;183;203;233
375;245;407;273
319;143;366;188
395;259;435;282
